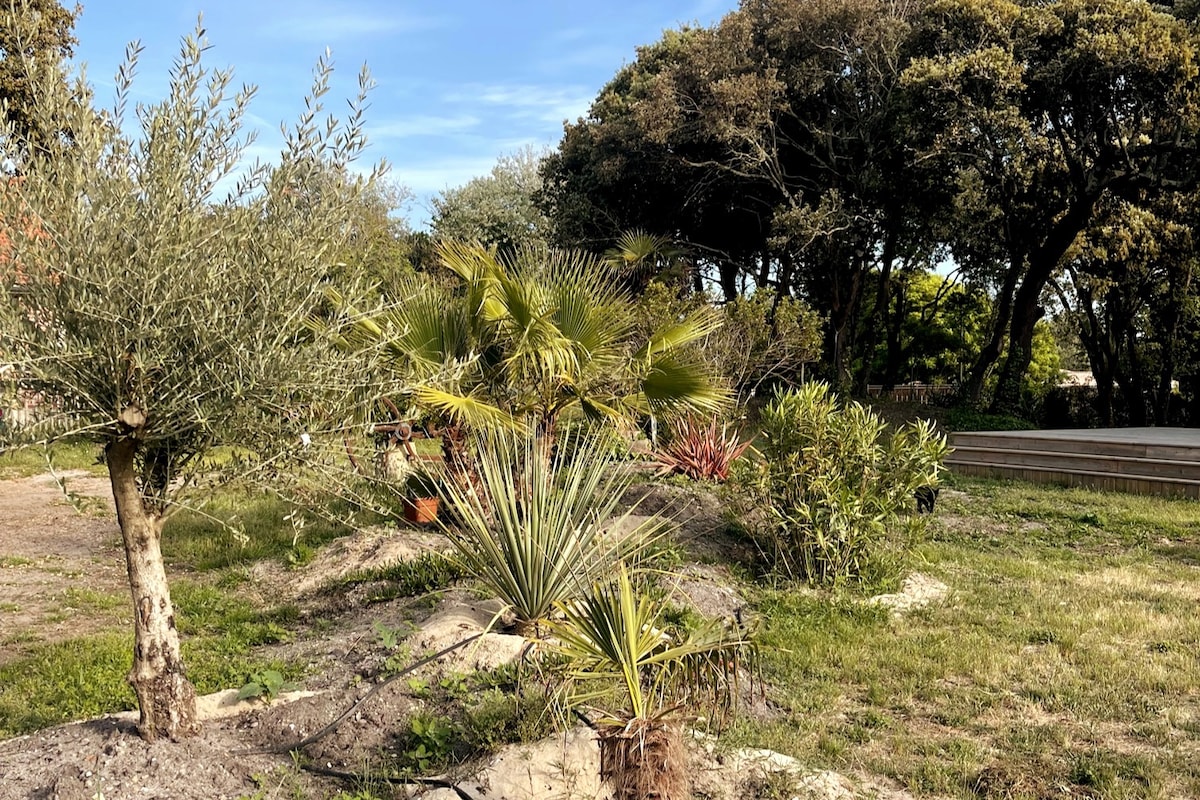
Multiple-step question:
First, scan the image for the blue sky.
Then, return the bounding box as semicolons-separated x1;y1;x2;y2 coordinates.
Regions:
71;1;736;227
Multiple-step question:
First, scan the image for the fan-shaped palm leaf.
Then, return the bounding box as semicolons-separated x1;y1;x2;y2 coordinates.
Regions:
410;385;513;432
628;353;729;417
548;562;755;725
634;306;723;362
605;230;681;274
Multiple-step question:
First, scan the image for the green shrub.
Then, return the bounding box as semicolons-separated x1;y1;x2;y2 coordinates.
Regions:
732;382;948;586
943;406;1032;432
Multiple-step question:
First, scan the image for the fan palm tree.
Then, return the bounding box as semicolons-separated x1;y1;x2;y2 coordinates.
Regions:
604;229;687;294
547;563;756;800
325;240;727;475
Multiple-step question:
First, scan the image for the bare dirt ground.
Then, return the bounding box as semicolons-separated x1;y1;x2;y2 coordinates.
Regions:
0;471;128;664
0;475;918;800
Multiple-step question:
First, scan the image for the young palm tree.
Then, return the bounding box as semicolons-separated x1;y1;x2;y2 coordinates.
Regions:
604;229;687;294
547;564;756;800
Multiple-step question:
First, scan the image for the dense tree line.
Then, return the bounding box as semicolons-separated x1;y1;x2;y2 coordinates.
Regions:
538;0;1200;423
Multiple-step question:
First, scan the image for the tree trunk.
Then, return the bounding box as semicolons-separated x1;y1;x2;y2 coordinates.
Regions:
717;260;739;303
991;197;1100;415
1123;325;1149;426
1151;267;1190;426
1078;297;1116;427
962;261;1019;406
600;719;688;800
826;258;866;393
989;276;1044;416
106;437;198;741
882;274;910;391
855;227;897;394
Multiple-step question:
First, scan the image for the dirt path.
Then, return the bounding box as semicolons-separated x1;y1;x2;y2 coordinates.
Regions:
0;471;129;664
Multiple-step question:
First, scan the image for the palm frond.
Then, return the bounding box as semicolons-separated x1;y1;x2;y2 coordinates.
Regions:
629;353;730;417
634;306;723;361
410;385;514;431
387;287;474;372
604;230;681;273
549;562;757;725
437;239;507;323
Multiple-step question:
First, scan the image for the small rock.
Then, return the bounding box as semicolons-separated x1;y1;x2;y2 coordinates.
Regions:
869;573;948;615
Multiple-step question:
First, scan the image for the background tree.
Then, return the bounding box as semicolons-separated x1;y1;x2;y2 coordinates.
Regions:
431;146;552;253
543;0;1200;413
863;270;985;389
325;173;415;296
903;0;1200;413
541;0;941;388
0;0;77;155
538;27;767;299
0;24;380;739
1052;195;1198;424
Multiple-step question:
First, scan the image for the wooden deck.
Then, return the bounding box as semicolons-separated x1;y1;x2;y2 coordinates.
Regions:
946;427;1200;498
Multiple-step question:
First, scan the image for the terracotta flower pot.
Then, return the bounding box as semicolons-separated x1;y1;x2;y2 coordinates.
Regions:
403;496;439;524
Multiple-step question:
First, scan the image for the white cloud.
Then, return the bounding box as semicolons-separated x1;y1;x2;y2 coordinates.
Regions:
548;27;590;44
369;114;480;140
445;84;593;125
270;11;443;42
391;154;501;196
538;44;628;72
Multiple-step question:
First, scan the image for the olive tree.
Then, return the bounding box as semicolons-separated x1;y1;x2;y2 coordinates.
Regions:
0;20;382;740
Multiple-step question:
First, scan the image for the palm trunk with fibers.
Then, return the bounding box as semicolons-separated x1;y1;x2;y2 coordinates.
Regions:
440;421;486;500
599;718;689;800
107;437;198;740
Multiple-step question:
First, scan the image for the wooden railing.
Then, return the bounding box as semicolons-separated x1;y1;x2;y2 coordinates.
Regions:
865;383;955;404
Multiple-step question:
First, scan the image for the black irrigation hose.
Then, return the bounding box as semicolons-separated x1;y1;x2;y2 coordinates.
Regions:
231;631;484;757
300;762;477;800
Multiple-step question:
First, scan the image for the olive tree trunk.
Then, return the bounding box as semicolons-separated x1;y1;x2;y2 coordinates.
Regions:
106;437;198;741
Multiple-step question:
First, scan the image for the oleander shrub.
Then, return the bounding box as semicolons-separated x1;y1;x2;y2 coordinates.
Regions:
732;383;948;586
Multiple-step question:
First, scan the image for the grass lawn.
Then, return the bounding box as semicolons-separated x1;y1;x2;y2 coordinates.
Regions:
728;475;1200;799
0;438;105;479
1;469;1197;799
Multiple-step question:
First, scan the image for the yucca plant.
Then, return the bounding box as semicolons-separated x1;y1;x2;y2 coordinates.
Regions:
653;415;751;482
547;563;756;800
435;428;668;633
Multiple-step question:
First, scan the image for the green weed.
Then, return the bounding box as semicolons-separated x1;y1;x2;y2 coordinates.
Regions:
237;669;298;704
162;490;359;570
0;579;303;735
0;633;134;735
62;587;125;612
337;551;465;603
0;439;104;480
